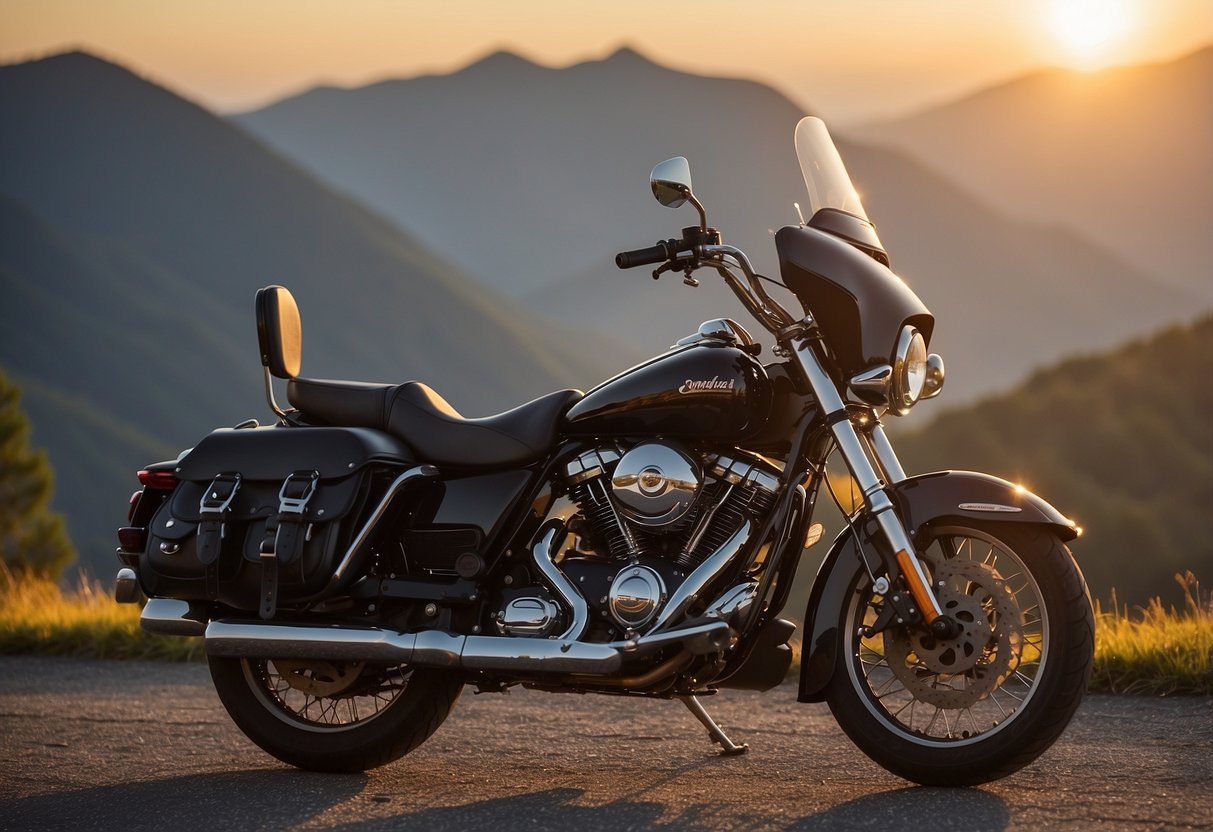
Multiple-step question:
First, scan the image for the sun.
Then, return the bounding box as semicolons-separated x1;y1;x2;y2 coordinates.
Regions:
1046;0;1137;69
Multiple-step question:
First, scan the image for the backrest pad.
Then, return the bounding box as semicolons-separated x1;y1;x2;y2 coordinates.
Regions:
255;285;302;379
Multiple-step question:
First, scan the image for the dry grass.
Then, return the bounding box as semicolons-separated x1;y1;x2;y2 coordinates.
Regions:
1090;571;1212;695
0;566;201;662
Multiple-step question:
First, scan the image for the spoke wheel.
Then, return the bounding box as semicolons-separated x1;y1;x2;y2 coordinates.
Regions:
826;523;1093;786
860;529;1047;742
209;654;463;772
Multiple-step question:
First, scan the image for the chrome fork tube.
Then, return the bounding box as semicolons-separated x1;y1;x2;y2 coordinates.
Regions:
788;334;942;619
866;423;907;484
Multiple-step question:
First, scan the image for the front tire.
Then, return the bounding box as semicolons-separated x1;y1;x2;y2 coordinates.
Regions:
826;523;1093;786
209;656;463;772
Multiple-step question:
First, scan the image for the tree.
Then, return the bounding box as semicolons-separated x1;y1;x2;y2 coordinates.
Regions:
0;370;75;578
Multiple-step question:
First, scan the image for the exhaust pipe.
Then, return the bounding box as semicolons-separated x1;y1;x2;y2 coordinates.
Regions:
203;619;733;676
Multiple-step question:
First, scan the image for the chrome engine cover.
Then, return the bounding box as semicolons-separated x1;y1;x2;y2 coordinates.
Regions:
608;565;667;630
610;441;702;528
495;596;560;636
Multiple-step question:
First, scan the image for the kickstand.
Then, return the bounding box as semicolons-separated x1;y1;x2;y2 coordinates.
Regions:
679;695;749;756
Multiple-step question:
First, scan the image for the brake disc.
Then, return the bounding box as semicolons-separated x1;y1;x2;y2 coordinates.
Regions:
884;558;1024;709
270;659;366;697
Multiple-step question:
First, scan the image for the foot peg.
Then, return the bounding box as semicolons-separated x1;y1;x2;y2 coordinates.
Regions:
679;695;748;756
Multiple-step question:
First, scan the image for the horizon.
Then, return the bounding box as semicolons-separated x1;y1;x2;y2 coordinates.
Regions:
3;0;1211;124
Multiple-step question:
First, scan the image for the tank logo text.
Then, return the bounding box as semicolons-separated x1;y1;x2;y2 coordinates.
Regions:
679;377;736;394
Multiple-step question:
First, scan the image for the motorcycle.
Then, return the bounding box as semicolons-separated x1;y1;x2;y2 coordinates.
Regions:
114;116;1094;786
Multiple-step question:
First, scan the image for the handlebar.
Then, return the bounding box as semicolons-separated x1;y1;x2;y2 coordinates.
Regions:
615;240;676;269
615;233;797;335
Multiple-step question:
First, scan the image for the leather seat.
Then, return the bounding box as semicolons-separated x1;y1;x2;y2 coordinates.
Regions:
287;378;582;468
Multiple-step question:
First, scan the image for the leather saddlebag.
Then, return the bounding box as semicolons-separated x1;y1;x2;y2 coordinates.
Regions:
140;425;412;617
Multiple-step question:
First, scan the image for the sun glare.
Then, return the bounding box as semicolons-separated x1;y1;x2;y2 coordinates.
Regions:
1047;0;1137;69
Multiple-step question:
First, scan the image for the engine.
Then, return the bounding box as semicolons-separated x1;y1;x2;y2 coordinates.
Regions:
503;441;779;638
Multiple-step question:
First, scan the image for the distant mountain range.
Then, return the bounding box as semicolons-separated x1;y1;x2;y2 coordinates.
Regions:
0;52;633;578
897;315;1213;607
858;45;1212;300
234;47;1201;406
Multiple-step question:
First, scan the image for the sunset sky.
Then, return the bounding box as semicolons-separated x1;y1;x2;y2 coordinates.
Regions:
2;0;1211;122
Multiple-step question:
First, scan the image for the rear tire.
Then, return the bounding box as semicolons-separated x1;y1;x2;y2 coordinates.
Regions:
209;656;463;772
826;523;1093;786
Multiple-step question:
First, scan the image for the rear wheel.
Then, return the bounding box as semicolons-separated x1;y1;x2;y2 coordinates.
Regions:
209;656;463;772
826;523;1093;786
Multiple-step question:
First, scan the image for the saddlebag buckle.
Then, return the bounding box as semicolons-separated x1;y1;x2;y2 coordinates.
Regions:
259;470;319;619
196;473;241;566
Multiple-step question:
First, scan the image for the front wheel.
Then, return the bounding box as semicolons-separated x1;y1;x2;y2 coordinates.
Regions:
209;656;463;772
826;523;1094;786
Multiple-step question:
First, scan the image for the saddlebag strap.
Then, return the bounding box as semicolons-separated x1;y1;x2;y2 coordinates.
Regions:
259;470;319;620
196;473;241;566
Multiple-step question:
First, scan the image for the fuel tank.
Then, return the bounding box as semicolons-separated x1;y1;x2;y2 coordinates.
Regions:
563;344;772;439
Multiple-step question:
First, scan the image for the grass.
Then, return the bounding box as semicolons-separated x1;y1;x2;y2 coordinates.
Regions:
1089;571;1212;695
0;566;202;662
1;567;1209;693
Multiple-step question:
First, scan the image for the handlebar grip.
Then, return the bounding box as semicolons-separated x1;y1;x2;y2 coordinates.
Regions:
615;241;672;269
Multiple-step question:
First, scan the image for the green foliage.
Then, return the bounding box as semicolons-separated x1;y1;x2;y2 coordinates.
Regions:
0;370;75;578
898;316;1213;606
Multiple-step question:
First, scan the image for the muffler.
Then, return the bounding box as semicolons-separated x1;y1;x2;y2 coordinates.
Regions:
202;618;733;676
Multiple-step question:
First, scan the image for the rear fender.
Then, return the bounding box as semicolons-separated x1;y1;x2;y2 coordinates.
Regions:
797;470;1076;702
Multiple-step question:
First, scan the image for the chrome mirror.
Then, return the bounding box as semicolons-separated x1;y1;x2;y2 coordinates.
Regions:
650;157;693;208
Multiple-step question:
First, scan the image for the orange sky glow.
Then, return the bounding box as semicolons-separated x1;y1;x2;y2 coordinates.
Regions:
2;0;1210;122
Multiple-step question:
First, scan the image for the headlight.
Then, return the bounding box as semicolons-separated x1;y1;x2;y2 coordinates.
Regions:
891;326;927;412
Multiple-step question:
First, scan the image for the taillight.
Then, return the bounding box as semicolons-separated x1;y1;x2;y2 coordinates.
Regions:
127;490;142;523
137;469;177;489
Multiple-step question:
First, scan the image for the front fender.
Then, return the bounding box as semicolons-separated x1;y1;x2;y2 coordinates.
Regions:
797;471;1076;703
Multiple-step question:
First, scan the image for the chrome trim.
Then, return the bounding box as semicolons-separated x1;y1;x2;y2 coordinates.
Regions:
203;618;733;675
705;582;759;624
114;568;140;604
680;695;748;755
868;424;908;484
674;318;757;349
958;503;1023;514
496;597;560;636
608;566;667;630
891;326;927;412
705;453;780;493
650;520;752;633
326;465;438;589
923;353;946;399
565;447;620;486
530;522;590;641
848;364;892;406
611;442;701;527
141;598;207;637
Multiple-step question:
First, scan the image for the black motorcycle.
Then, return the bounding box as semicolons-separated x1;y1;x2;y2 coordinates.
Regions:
115;117;1094;786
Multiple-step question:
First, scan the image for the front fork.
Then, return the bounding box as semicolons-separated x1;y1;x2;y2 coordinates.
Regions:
787;329;948;632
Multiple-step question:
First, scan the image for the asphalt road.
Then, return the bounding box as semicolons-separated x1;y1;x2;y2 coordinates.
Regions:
1;656;1210;831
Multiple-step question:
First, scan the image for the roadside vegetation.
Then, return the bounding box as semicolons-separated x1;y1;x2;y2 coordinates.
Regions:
2;567;1208;693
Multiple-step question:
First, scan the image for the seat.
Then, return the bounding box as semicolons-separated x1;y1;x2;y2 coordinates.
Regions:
288;377;582;468
256;284;579;468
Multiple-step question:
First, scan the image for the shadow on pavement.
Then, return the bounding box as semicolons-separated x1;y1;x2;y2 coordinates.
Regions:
319;784;1008;832
788;786;1010;831
0;769;366;832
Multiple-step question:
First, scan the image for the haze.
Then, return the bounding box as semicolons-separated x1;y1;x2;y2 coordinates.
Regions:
3;0;1211;123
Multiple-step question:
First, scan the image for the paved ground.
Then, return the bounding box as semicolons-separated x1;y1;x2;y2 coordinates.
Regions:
0;656;1210;831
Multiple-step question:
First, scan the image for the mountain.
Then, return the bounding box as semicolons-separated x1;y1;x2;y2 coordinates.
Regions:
235;47;1199;405
857;46;1213;300
0;52;631;578
897;315;1213;607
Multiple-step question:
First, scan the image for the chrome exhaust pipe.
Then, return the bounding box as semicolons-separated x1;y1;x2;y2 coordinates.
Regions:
203;619;732;676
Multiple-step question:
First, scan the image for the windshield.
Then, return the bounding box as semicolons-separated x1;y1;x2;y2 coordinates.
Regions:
795;117;869;221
